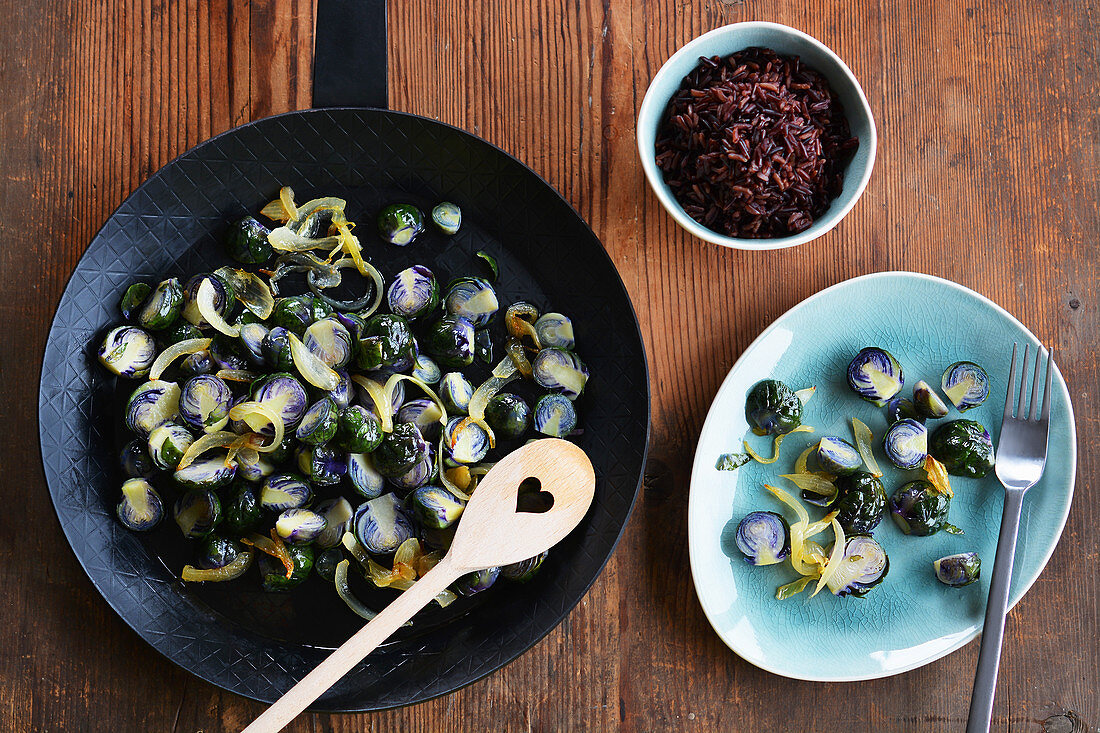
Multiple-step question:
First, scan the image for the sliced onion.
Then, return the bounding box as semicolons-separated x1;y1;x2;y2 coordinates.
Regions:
336;221;369;276
776;575;815;600
851;418;884;477
765;483;809;526
334;559;380;620
384;373;448;426
216;369;260;383
308;256;383;314
744;425;814;465
793;445;815;475
149;337;212;380
228;401;284;452
804;511;839;540
780;473;837;498
794;386;816;405
177;430;247;469
924;455;954;497
268;225;341;253
279;186;300;222
341;531;372;570
181;551;253;582
197;278;240;337
811;517;847;598
241;531;294;579
214;267;275;319
464;357;521;447
288;332;340;390
350;375;394;432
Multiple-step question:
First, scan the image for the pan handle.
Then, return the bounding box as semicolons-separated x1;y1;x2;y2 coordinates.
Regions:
312;0;388;109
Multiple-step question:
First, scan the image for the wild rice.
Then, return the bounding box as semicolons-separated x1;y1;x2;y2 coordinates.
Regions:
654;47;858;239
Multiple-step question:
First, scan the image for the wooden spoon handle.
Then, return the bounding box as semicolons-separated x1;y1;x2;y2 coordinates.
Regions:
242;557;463;733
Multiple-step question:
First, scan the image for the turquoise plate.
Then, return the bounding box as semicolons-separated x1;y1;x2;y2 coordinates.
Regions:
688;272;1076;681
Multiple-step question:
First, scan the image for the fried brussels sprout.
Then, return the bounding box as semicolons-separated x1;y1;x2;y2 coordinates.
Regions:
829;471;887;534
890;480;957;536
745;379;802;436
734;511;790;566
929;419;996;478
847;347;903;406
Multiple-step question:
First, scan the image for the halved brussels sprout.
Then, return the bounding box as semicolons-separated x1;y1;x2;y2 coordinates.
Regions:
261;544;314;592
147;422;195;470
387;265;440;320
181;273;232;328
914;379;950;419
425;315;475;369
387;449;436;493
933;552;981;587
734;511;791;566
348;451;386;499
501;550;548;583
220;482;261;534
179;350;214;377
337;404;383;452
159;321;204;346
431;201;461;234
444;277;499;328
439;372;474;414
314;497;354;549
99;326;158;378
226;215;273;264
807;436;862;476
173;488;222;538
296;398;339;445
125;380;181;438
260;473;312;511
453;566;500;596
409;485;466;529
744;379;802;436
261;326;295;371
929;419;995;478
886;397;922;425
829;472;887;534
890;480;956;536
532;348;588;399
236;451;275;482
942;361;990;412
276;508;327;545
179;374;233;432
443;417;489;464
238;322;269;367
117;478;164;531
136;277;184;331
174;453;237;490
533;394;577;437
372;423;431;478
847;347;904;406
304;444;348;486
485;393;531;442
377;203;425;246
534;313;574;350
395;399;444;441
826;535;889;597
195;535;243;569
252;373;309;429
355;314;416;372
411;354;441;385
303;317;354;368
120;439;156;479
353;493;415;555
328;369;355;408
883;418;928;470
120;282;152;322
209;336;248;371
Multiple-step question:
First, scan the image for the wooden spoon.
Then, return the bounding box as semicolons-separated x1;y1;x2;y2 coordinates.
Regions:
242;438;596;733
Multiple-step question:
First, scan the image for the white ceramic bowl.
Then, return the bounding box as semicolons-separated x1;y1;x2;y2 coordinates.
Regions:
636;22;877;251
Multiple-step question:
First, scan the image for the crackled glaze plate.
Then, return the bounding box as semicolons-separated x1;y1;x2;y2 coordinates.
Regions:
688;272;1076;681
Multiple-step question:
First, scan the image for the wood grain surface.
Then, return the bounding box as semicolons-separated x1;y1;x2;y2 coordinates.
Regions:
1;0;1097;730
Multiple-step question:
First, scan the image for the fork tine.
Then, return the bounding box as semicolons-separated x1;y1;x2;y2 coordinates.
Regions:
1029;347;1045;421
1041;347;1054;422
1004;343;1018;419
1016;344;1030;419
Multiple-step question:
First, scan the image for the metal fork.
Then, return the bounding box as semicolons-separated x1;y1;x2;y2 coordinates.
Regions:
966;343;1054;733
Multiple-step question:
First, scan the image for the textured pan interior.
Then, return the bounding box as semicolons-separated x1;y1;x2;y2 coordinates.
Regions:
38;108;649;710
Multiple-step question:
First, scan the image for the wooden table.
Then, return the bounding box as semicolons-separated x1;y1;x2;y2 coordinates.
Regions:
2;1;1096;730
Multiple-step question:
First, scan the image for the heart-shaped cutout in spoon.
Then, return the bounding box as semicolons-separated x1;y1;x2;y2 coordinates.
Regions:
243;438;595;732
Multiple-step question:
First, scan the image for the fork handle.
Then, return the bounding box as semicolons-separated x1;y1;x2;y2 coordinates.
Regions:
966;490;1025;733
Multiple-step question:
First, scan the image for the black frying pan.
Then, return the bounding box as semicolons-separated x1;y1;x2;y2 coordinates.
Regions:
38;0;649;711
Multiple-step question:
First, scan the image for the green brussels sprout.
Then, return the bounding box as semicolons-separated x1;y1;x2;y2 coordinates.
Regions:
889;480;959;536
136;277;184;331
220;482;261;535
159;321;204;347
271;295;332;335
261;326;295;371
929;419;996;478
425;315;475;369
355;313;415;371
261;544;314;592
337;405;383;453
314;547;343;582
196;535;244;569
377;203;425;246
226;215;274;264
372;423;430;478
147;422;194;471
120;282;152;322
485;393;531;441
828;471;887;534
744;379;802;436
934;552;981;587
